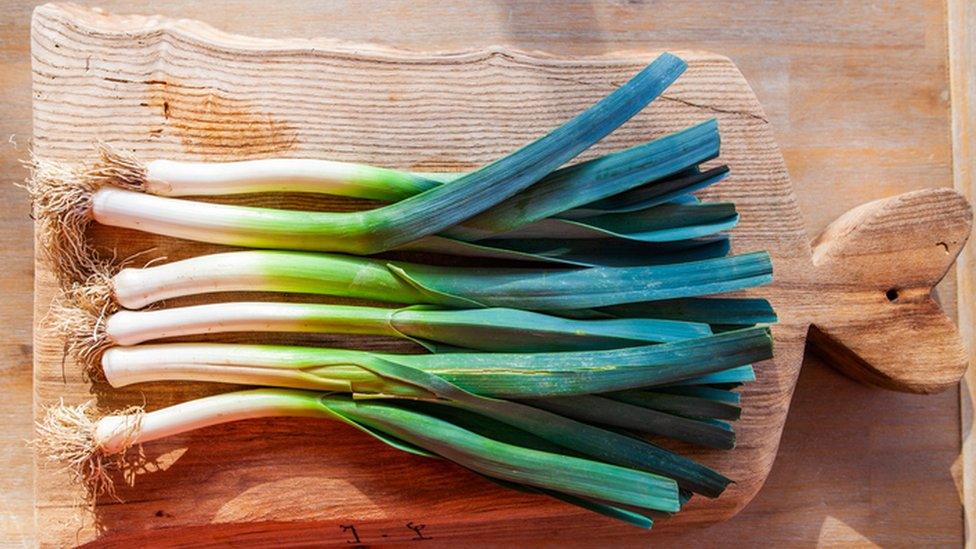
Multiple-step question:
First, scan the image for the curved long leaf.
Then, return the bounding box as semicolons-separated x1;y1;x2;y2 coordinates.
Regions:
388;251;772;310
524;394;736;449
592;297;778;325
398;234;731;267
384;327;774;397
387;306;711;351
564;165;728;217
362;53;688;251
346;359;733;497
322;396;681;511
487;203;738;243
444;118;720;239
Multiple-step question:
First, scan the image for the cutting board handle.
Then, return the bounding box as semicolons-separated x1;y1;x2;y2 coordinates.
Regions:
806;188;972;393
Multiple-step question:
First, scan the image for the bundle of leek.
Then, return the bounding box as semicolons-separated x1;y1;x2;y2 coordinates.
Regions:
32;52;778;530
38;329;770;522
44;326;767;527
94;327;771;449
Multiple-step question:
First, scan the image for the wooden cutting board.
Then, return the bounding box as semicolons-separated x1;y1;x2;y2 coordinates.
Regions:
30;3;972;546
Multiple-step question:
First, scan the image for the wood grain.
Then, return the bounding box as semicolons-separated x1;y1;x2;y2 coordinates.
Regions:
27;6;805;544
1;1;965;547
0;2;38;547
28;4;971;546
808;188;971;393
949;0;976;543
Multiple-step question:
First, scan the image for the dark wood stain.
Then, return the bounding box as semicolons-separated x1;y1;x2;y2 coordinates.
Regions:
148;80;298;159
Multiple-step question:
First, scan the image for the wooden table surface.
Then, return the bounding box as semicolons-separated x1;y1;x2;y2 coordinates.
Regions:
0;1;967;546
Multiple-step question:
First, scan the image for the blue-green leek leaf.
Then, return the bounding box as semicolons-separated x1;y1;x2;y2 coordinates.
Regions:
565;166;727;217
363;53;688;251
608;388;742;421
591;297;778;325
490;202;738;243
444;118;719;240
388;251;772;310
399;234;731;267
349;352;753;496
660;365;756;387
322;395;681;511
524;394;736;449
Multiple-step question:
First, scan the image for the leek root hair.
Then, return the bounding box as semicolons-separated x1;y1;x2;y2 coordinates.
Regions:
48;291;116;381
87;143;148;190
69;267;118;317
24;148;142;285
30;400;144;503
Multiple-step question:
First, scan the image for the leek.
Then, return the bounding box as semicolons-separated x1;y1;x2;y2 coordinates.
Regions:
30;54;687;283
93;249;772;311
81;120;725;269
34;389;680;518
97;327;773;398
60;300;711;362
95;120;720;227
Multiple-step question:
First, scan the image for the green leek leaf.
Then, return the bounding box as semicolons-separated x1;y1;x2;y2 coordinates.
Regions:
388;251;772;310
360;53;688;252
608;388;742;421
444;118;719;240
399;234;731;267
524;395;736;449
591;297;778;325
657;385;741;404
128;328;771;400
660;365;756;387
322;396;680;511
483;475;655;529
380;326;774;397
386;306;711;351
565;166;728;217
347;360;733;497
485;202;738;243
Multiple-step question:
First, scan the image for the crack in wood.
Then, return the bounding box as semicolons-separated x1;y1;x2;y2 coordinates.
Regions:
658;94;769;124
531;73;769;123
